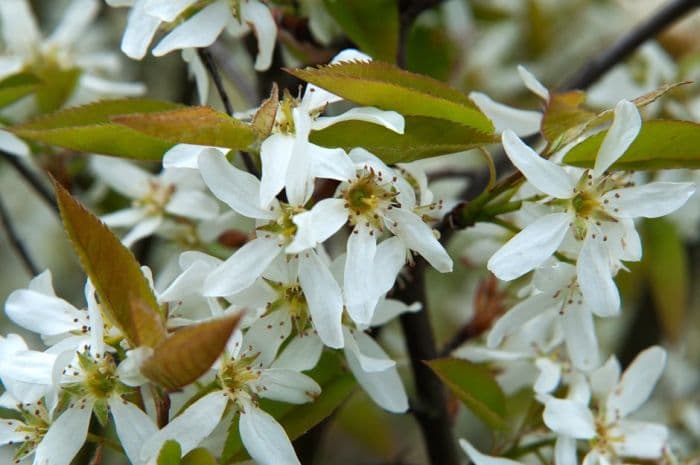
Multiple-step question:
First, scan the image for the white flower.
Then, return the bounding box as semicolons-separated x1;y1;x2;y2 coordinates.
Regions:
542;346;669;465
460;438;525;465
488;100;695;316
92;156;219;246
0;0;145;101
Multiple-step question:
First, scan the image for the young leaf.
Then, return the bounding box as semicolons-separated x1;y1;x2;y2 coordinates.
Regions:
141;313;242;391
323;0;399;62
157;440;182;465
563;120;700;170
35;67;81;114
12;99;181;160
53;179;165;348
425;357;507;430
112;106;256;149
310;116;498;164
181;448;218;465
251;83;279;139
642;218;688;343
0;72;41;108
541;91;596;146
288;61;494;133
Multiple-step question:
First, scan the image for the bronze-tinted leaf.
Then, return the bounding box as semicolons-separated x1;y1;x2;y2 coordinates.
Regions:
251;83;279;139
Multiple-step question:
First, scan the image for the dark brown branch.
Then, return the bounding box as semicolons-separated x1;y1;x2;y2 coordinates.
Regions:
0;194;39;276
1;150;58;214
197;48;259;177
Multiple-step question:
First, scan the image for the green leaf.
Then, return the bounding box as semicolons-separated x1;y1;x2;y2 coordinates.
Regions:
643;218;688;343
182;448;218;465
406;22;456;81
35;67;81;114
323;0;399;62
425;357;507;430
141;313;242;391
222;351;356;463
288;61;494;132
310;116;498;164
0;72;40;108
157;440;182;465
563;120;700;170
12;99;181;159
112;106;255;150
53;179;166;348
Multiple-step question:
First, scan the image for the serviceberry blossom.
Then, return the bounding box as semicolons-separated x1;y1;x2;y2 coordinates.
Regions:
488;100;694;316
541;346;670;465
92;156;219;246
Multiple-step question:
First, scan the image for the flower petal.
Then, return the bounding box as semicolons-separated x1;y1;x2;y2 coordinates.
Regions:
254;368;321;403
5;289;84;336
298;250;344;348
459;438;524;465
308;144;355;182
470;91;542;136
286;198;348;254
517;65;550;100
241;0;277;71
555;436;578;465
239;399;301;465
534;357;561;394
91;156;151;198
272;334;324;371
48;0;99;46
109;397;158;465
577;233;619;318
590;355;620;400
606;346;666;420
122;215;162;247
152;2;230;56
613;420;668;459
488;212;571;281
240;311;291;367
35;399;94;465
385;209;453;273
487;292;552;348
563;302;599;371
502;130;574;199
542;397;596;439
0;129;29;157
342;327;395;373
0;0;40;55
314;107;405;134
121;0;161;59
203;237;280;296
593;100;641;177
603;182;695;219
166;189;219;220
344;226;377;323
145;0;197;21
259;133;294;207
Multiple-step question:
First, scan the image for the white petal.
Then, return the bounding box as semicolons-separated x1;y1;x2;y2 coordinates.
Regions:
487;292;552;348
80;74;146;97
371;237;407;297
386;209;453;273
34;400;93;465
298;251;344;348
203;237;280;296
259;133;294;207
101;208;147;227
286;198;348;254
164;144;226;169
502;130;574;198
121;0;161;59
241;0;277;71
613;420;668;459
517;65;550;100
370;299;420;326
91;156;151;198
198;148;275;219
0;130;29;157
603;182;695;219
534;358;561;394
308;144;355;182
314;107;405;134
109;397;158;465
145;0;197;21
5;289;83;336
152;2;230;56
590;356;620;400
459;439;524;465
285;109;314;206
606;346;666;420
554;436;578;465
166;189;219;220
577;234;619;318
48;0;99;46
488;212;571;281
470;92;542;136
239;400;301;465
159;260;216;302
240;311;291;367
593;100;641;177
542;397;596;439
342;327;395;373
0;0;40;54
0;350;55;386
563;303;600;371
122;216;163;246
141;391;227;461
182;48;209;104
272;334;324;371
254;369;321;403
344;227;377;323
343;330;408;413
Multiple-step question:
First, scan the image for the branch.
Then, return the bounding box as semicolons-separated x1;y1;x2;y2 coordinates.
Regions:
0;194;39;276
0;150;58;214
197;48;259;177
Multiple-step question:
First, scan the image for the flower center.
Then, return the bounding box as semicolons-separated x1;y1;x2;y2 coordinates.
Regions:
218;354;261;402
258;203;305;244
134;181;175;216
342;170;398;230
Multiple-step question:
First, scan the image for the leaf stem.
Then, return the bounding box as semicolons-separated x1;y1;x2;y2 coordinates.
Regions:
0;194;39;276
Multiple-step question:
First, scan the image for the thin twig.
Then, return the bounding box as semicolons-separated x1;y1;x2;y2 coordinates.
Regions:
197;48;259;176
0;150;58;214
0;195;39;276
